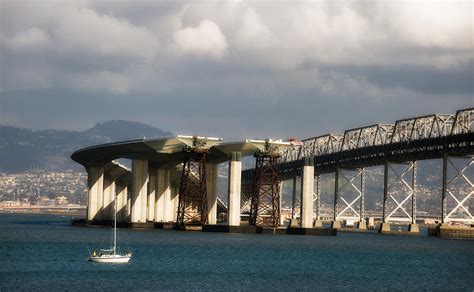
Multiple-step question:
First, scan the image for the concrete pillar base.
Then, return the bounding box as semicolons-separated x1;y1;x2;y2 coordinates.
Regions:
289;219;299;227
408;223;419;233
313;219;323;228
331;221;341;229
379;223;391;233
357;221;367;230
287;227;337;236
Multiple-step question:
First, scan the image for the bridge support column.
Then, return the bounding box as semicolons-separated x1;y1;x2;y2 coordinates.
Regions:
177;151;208;225
249;153;281;227
87;166;104;222
408;162;418;232
103;175;116;222
131;160;149;223
155;168;171;222
331;168;341;229
116;183;128;222
333;167;365;228
441;155;473;225
147;169;156;222
127;187;131;221
206;163;218;225
228;152;242;226
289;175;300;227
314;175;323;227
358;168;367;230
380;161;417;233
441;154;448;225
380;161;391;232
300;158;314;228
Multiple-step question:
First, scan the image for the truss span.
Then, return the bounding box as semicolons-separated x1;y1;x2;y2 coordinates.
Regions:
243;108;474;181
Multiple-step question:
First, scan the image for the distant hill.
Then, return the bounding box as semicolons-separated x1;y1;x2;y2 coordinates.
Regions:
0;121;172;173
85;120;172;142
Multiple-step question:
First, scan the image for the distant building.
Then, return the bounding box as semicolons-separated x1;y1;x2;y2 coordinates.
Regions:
37;196;53;206
0;200;30;207
55;195;69;205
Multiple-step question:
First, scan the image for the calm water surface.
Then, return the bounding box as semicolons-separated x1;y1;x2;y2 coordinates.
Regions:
0;213;473;291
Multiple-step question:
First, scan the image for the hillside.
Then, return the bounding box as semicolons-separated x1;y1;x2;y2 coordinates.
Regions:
0;121;172;173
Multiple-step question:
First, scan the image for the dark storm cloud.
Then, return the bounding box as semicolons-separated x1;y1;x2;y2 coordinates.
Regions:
314;61;473;96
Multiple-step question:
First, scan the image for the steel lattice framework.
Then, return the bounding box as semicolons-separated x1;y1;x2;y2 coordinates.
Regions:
176;151;208;225
382;161;417;223
249;155;281;227
442;156;473;223
242;108;473;179
334;168;365;222
242;108;474;224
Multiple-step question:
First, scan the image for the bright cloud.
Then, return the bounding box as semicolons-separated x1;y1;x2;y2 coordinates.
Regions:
173;20;228;59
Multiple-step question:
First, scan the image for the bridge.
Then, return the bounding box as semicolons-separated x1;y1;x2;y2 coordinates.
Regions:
241;107;474;231
71;107;473;235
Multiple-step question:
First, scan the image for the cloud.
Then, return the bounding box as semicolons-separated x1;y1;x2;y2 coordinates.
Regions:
0;0;472;138
54;7;158;60
2;27;51;51
235;8;274;51
172;20;228;59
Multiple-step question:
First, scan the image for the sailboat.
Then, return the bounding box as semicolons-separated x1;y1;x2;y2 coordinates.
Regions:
88;195;132;263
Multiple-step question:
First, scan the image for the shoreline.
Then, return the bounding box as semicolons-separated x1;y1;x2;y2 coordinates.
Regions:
0;209;86;217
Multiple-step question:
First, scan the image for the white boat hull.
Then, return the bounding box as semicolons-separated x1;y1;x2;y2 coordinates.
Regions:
88;255;131;263
88;197;132;264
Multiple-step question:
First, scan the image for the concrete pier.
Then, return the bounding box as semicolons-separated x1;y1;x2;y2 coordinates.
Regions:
331;221;342;229
87;166;104;222
300;161;314;229
408;223;419;233
131;160;148;223
379;223;391;233
147;170;156;222
313;219;323;227
116;183;128;222
357;221;367;230
102;175;115;221
206;163;218;225
428;224;474;238
287;227;337;236
156;168;173;222
202;224;256;233
228;152;241;226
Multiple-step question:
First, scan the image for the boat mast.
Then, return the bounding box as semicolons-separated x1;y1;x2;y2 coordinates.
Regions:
113;194;117;255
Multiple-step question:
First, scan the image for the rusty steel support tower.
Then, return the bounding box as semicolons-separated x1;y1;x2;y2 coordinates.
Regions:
176;150;208;226
249;152;281;227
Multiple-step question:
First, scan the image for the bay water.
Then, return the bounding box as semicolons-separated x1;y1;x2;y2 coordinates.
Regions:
1;213;473;291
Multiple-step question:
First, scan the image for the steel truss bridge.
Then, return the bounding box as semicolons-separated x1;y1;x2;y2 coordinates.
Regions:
242;108;474;226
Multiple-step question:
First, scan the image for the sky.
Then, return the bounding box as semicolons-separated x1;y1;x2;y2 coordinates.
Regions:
0;0;472;140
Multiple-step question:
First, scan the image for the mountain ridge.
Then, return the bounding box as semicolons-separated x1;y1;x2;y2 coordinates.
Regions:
0;121;172;173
